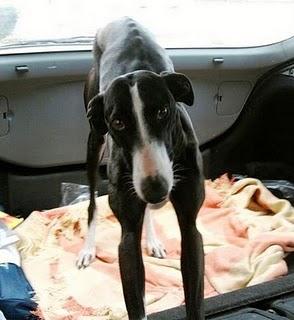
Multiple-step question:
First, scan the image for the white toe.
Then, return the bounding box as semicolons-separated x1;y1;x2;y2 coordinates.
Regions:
147;239;166;259
76;247;96;269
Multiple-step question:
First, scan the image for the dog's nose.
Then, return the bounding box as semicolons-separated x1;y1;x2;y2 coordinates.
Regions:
141;176;168;204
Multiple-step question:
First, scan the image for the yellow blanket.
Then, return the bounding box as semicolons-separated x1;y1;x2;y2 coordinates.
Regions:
15;176;294;319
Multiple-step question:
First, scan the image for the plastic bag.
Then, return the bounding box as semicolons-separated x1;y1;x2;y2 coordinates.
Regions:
233;175;294;205
262;180;294;205
60;183;98;206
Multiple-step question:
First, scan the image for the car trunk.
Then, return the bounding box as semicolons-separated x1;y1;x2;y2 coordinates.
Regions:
1;48;294;319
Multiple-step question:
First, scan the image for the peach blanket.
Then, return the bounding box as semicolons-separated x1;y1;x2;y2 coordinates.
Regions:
15;176;294;319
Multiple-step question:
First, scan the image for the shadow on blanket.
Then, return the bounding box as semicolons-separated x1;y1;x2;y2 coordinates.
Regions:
14;175;294;320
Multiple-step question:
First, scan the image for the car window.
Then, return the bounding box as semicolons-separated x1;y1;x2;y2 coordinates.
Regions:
1;0;294;52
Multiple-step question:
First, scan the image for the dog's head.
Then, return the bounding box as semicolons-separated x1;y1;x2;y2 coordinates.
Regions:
87;70;194;204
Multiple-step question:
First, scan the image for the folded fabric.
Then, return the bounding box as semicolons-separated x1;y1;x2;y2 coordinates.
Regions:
0;212;23;229
15;176;294;319
0;311;6;320
0;263;38;320
0;222;20;266
0;222;39;319
202;177;294;293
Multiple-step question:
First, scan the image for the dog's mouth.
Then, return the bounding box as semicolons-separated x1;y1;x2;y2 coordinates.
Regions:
148;197;169;209
139;192;169;205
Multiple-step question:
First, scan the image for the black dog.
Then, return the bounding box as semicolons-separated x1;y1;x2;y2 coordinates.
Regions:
77;17;205;320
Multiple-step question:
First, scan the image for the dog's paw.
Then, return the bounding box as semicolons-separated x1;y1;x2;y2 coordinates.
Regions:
76;247;96;269
146;238;166;259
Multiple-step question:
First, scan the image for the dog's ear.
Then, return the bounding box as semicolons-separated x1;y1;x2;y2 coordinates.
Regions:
87;94;108;135
161;72;194;106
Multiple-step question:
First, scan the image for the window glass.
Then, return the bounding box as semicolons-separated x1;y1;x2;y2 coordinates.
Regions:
1;0;294;51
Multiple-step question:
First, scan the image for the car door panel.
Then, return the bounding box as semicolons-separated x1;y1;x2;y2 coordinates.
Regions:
0;37;293;167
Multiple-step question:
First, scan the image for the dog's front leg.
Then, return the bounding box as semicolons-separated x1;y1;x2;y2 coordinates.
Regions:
77;131;105;269
119;222;146;320
109;192;147;320
144;206;166;258
170;168;205;320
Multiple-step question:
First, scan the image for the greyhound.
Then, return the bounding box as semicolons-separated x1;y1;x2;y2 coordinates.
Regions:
77;17;205;320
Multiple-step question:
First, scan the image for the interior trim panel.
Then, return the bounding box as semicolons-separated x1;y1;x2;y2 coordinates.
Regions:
0;36;293;167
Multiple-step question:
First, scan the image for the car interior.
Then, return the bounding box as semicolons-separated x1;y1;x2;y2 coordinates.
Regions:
1;1;294;319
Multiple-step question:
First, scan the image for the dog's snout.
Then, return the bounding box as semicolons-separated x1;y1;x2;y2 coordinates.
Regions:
141;176;168;204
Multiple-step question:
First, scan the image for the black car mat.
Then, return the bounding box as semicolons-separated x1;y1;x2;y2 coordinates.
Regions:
286;254;294;273
149;256;294;319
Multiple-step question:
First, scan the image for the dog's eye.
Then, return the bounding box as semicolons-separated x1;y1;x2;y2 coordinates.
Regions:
157;106;168;120
111;119;125;131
